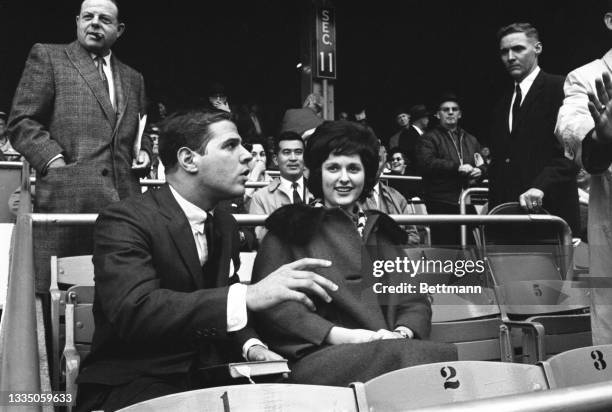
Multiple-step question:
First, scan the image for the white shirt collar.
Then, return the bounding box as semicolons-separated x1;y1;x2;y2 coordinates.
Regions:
412;124;424;135
169;184;210;234
516;65;540;97
90;50;112;67
279;175;304;193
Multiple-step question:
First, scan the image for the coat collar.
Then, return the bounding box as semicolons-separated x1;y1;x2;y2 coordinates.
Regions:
153;184;205;288
265;204;407;246
153;184;240;288
65;41;117;128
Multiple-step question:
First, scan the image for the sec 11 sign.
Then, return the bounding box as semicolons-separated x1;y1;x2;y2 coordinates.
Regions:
316;6;336;79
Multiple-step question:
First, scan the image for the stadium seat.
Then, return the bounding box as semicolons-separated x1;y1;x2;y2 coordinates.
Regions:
541;344;612;388
494;280;591;363
430;289;512;361
49;255;94;390
116;384;360;412
62;285;95;412
351;361;548;411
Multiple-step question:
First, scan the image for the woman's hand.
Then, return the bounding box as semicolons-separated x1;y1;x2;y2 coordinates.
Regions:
248;160;267;181
325;326;379;345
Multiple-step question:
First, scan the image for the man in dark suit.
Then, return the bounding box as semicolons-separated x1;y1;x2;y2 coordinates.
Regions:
489;22;579;235
398;104;430;174
76;109;338;411
8;0;151;291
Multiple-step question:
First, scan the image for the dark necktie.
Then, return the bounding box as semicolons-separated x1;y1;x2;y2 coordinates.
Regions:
511;83;522;132
204;212;215;261
95;56;110;98
292;182;302;204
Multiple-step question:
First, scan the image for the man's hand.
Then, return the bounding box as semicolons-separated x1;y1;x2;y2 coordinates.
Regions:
47;157;66;169
248;160;266;181
588;72;612;143
132;150;151;169
246;258;337;312
469;167;482;179
246;345;284;362
458;164;473;175
519;188;544;212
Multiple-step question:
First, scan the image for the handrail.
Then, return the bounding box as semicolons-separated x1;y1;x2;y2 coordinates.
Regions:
0;189;41;411
29;174;424;186
28;213;572;247
416;380;612;411
459;187;489;247
0;161;25;170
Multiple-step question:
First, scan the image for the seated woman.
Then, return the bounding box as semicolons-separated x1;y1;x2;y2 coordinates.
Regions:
252;121;457;386
243;140;273;203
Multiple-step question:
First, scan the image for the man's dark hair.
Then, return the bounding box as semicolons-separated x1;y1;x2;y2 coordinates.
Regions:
274;131;304;154
305;120;379;202
158;109;231;170
497;22;539;43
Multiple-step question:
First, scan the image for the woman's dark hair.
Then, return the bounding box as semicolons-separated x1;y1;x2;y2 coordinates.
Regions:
244;139;268;154
305;120;379;202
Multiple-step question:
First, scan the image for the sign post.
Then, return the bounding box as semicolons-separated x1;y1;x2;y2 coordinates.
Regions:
315;4;336;119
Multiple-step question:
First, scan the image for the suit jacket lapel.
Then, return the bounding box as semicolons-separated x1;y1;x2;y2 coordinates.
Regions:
111;56;130;134
514;71;545;133
65;41;116;127
155;185;205;289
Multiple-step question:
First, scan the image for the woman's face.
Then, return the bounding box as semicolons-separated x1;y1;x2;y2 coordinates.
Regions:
248;143;267;170
321;153;365;210
390;152;406;173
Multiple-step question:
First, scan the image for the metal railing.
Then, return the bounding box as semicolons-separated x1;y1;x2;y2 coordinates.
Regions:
459;187;489;247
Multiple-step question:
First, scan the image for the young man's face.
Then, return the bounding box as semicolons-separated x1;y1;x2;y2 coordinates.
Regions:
499;32;541;82
193;120;252;200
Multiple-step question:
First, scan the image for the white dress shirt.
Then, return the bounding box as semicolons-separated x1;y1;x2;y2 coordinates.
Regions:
509;66;540;132
169;185;264;358
278;175;306;203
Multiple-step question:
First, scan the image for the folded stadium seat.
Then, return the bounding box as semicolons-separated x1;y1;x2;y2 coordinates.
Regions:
49;255;94;391
403;247;511;361
541;344;612;388
116;384;360;412
62;285;95;412
482;203;591;362
351;361;548;411
408;197;431;246
494;279;591;363
429;289;512;362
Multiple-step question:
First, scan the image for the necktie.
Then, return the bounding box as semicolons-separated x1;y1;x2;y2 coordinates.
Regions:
292;182;302;204
511;83;522;132
204;212;215;261
95;56;110;97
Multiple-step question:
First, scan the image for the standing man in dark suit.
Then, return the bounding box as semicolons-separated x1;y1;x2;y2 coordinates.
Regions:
76;109;338;411
8;0;151;291
489;22;579;234
398;104;430;174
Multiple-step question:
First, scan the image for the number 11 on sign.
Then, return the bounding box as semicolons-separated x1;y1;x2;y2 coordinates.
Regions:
320;52;333;73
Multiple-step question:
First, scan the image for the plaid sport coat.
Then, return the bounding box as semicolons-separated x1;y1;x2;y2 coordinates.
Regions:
8;40;150;291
